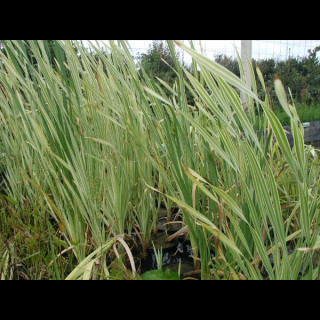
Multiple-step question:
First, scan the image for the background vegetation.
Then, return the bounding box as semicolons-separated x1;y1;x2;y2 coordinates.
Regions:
216;47;320;123
137;41;320;124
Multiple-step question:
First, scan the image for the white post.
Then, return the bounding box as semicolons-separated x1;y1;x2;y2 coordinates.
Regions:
241;40;253;103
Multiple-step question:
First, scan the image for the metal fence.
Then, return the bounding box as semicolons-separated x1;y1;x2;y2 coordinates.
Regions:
128;40;320;103
128;40;320;62
252;40;320;60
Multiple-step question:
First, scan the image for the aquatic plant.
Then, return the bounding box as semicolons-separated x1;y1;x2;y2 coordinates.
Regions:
0;40;319;280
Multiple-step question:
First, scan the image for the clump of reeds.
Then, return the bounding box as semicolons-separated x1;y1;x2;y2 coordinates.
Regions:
0;40;319;280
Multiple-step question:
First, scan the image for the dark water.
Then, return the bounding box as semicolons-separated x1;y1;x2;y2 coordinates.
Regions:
310;141;320;148
141;238;196;278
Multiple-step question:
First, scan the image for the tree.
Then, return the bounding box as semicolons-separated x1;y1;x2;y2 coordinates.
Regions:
137;40;196;104
215;54;240;77
214;47;320;107
137;40;188;83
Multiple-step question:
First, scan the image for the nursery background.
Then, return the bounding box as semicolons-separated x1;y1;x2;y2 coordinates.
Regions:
133;40;320;125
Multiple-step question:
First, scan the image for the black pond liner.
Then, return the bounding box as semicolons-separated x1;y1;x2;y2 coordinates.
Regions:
141;237;199;279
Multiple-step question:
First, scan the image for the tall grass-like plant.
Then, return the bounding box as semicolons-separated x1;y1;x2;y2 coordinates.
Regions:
142;41;320;280
0;40;158;266
0;40;319;280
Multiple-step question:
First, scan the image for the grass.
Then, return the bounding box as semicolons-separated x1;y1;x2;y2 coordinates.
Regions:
0;40;319;280
274;104;320;126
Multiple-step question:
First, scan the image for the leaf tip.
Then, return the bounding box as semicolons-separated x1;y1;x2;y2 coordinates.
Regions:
274;75;281;82
173;40;182;48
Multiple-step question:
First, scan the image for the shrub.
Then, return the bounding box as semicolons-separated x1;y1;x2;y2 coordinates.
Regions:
214;47;320;107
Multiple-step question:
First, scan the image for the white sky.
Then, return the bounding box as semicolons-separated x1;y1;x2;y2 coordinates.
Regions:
86;40;320;64
127;40;320;63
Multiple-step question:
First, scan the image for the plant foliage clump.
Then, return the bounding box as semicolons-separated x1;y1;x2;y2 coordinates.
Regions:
0;40;319;280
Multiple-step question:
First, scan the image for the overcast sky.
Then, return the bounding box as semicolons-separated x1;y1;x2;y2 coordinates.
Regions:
86;40;320;64
127;40;320;63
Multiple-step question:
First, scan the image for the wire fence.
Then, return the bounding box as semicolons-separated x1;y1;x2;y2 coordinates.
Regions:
129;40;320;104
129;40;320;61
253;40;320;60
